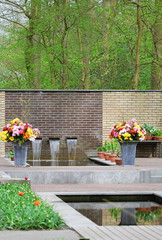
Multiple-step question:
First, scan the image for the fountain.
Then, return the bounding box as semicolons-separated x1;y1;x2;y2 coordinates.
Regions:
32;138;42;166
49;138;60;166
66;138;77;165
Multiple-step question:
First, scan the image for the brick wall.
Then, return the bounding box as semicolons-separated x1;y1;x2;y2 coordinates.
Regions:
0;91;5;157
5;91;103;159
102;91;162;157
0;90;161;159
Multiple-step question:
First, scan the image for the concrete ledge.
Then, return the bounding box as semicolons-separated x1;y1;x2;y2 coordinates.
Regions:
38;192;97;228
0;178;31;186
6;170;140;184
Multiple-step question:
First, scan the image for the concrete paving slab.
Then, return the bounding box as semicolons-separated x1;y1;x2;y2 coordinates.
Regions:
0;230;81;240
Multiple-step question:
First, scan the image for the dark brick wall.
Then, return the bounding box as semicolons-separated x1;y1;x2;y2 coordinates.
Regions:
5;91;102;160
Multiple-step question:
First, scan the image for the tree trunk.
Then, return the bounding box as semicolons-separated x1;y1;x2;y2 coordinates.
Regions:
133;0;142;90
151;0;162;89
25;0;41;89
75;0;92;89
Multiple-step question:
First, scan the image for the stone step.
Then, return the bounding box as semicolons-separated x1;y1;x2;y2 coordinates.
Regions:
150;176;162;183
151;170;162;175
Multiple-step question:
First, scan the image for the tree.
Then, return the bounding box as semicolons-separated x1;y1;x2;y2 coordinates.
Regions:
151;0;162;89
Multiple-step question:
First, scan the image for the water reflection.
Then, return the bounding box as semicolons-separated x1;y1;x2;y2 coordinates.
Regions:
119;208;136;225
27;159;98;166
68;202;162;226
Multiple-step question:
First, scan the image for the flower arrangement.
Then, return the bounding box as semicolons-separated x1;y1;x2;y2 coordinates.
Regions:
109;118;146;142
0;118;40;146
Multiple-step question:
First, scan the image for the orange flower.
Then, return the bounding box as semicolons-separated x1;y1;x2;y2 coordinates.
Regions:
34;200;40;206
18;192;24;196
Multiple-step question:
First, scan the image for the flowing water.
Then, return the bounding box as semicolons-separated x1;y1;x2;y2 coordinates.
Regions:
66;138;77;161
32;139;42;166
49;139;60;161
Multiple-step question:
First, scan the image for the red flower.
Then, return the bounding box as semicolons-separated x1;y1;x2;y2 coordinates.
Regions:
24;177;28;180
34;200;40;206
0;181;1;184
18;192;24;196
3;126;8;131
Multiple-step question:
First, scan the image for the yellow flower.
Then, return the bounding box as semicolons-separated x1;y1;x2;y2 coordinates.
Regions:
34;132;37;137
123;132;131;138
116;123;122;129
27;128;33;137
129;138;133;141
118;135;123;141
11;118;20;124
9;136;14;141
0;131;8;142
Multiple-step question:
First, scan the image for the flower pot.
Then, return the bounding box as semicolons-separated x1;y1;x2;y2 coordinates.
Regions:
98;152;105;159
109;155;117;162
115;158;122;165
119;141;138;166
156;137;162;141
11;157;14;161
146;136;152;140
104;153;110;161
13;142;28;167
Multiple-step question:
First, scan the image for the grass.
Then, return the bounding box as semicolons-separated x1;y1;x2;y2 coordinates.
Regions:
0;182;65;230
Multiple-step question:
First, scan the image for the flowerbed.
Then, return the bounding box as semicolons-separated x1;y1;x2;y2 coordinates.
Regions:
0;183;65;230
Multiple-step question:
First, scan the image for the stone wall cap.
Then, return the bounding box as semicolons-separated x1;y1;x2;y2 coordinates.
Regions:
0;89;162;92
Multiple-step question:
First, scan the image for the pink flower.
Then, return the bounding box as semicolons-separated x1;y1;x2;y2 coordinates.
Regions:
19;129;24;134
114;132;118;137
132;118;137;123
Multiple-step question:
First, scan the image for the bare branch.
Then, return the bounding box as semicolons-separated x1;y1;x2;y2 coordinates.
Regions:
0;15;27;29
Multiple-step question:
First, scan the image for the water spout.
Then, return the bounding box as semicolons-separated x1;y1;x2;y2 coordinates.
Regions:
66;138;77;161
32;139;42;160
49;139;60;161
32;139;42;166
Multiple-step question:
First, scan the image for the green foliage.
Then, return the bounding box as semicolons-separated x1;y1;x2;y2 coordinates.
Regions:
0;183;65;230
142;123;157;136
103;141;111;152
0;0;160;89
8;149;14;159
109;208;121;222
109;139;121;154
136;208;162;223
97;146;103;152
153;129;162;137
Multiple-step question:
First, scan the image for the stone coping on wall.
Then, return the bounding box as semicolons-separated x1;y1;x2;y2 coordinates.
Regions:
0;89;162;92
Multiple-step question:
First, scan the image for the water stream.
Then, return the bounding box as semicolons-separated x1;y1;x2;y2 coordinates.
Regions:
49;139;60;163
66;138;77;162
32;139;42;166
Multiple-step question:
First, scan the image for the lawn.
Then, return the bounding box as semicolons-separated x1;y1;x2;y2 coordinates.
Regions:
0;182;65;230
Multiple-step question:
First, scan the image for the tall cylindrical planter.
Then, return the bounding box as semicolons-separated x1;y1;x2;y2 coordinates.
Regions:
120;142;138;166
13;142;28;167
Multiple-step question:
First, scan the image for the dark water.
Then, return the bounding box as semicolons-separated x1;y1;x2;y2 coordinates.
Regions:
27;159;98;166
68;201;162;226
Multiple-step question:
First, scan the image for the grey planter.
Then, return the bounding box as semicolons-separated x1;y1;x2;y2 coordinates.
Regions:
120;141;138;166
13;142;28;167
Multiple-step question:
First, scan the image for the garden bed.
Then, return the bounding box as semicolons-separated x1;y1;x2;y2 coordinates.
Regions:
0;182;65;230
